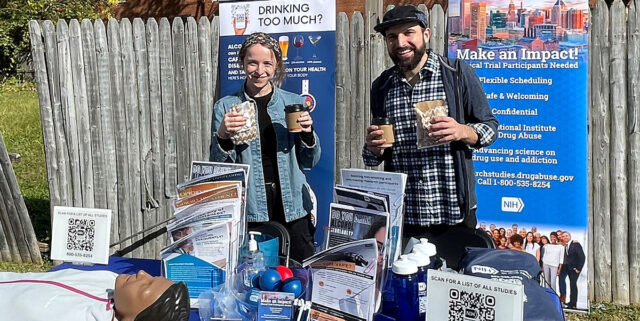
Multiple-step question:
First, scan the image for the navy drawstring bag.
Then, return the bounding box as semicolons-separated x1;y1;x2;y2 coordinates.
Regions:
459;248;565;321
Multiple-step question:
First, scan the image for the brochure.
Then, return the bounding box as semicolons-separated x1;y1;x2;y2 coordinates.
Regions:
333;186;389;213
325;204;388;251
161;222;231;306
303;239;380;321
340;169;407;267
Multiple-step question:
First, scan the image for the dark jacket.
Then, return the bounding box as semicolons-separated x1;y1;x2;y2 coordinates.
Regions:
369;52;498;220
564;241;585;271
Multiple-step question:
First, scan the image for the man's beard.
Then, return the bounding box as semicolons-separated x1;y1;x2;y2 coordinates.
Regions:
389;42;427;72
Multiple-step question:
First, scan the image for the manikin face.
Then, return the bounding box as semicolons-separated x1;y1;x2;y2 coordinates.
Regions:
114;270;174;321
243;44;276;95
384;22;430;73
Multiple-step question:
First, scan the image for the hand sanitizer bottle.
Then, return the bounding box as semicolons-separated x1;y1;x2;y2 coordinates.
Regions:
243;231;265;287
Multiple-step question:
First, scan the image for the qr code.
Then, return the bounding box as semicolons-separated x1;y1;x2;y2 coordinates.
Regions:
67;218;96;251
448;289;496;321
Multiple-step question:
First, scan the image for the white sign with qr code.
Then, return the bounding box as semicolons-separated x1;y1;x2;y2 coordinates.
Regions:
426;270;524;321
51;206;112;265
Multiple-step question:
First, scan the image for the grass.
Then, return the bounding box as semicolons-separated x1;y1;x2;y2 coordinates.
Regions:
1;83;640;319
0;82;51;244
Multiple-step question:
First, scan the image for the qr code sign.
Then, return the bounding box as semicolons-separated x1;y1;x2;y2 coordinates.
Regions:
67;218;96;252
448;289;496;321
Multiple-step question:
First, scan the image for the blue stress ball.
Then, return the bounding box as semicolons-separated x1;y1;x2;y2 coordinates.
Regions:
281;277;303;298
259;269;282;291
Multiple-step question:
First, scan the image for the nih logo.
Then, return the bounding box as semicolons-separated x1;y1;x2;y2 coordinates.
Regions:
501;197;524;213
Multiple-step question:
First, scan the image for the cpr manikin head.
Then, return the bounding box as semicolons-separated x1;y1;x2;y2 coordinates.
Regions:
114;270;189;321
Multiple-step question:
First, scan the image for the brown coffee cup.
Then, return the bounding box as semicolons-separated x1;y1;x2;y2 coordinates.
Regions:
285;104;306;133
372;117;394;147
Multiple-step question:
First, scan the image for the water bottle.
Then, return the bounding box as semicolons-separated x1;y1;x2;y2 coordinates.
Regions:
391;256;419;321
413;238;438;269
405;252;430;320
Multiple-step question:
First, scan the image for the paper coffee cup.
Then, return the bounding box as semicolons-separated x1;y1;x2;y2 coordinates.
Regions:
372;117;394;147
285;104;306;133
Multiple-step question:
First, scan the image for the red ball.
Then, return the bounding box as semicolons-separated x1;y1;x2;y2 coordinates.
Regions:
275;265;293;280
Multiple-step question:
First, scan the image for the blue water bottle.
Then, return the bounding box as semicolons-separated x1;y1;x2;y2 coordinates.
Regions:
391;255;419;321
406;252;430;320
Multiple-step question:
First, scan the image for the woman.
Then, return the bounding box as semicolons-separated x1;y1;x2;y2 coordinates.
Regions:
509;234;525;252
523;231;541;261
542;233;565;294
210;32;321;262
498;227;506;238
539;235;550;267
491;229;501;246
497;236;509;249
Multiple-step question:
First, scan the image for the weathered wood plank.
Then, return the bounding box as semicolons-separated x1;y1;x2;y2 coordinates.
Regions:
0;198;11;260
0;187;20;261
29;21;61;215
120;18;144;258
587;8;594;301
0;132;42;263
134;17;155;258
209;16;220;160
336;13;352;182
69;19;95;208
44;20;73;207
350;12;366;169
173;18;190;183
57;20;83;207
95;19;120;249
147;17;165;257
186;17;202;163
627;0;640;305
591;0;612;302
81;19;107;209
108;18;133;254
610;0;629;305
198;17;213;159
430;5;445;55
160;18;178;199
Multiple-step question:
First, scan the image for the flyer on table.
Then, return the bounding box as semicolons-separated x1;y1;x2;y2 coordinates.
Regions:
219;0;336;246
448;0;588;311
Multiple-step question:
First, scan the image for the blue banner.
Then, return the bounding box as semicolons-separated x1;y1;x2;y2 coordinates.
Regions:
219;0;336;247
449;0;588;310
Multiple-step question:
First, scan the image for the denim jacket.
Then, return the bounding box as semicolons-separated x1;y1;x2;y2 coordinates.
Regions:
209;86;321;222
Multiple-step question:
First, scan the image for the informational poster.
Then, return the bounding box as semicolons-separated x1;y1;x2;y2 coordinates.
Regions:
219;0;336;246
448;0;588;311
51;206;112;265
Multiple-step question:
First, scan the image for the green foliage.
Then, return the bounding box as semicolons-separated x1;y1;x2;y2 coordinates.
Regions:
0;0;116;80
0;82;50;241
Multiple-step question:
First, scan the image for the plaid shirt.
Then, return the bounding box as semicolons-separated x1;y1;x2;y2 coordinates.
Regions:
363;51;495;226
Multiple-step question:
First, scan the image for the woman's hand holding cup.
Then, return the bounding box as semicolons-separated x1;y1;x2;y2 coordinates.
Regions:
217;110;247;139
298;111;313;132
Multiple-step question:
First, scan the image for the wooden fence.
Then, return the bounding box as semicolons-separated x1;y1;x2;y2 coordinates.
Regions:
25;0;640;305
589;0;640;305
0;131;42;263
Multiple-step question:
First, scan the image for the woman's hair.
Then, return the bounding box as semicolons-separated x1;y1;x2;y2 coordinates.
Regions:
135;282;190;321
238;32;286;86
541;235;550;245
498;227;506;236
509;234;524;246
523;231;535;249
364;219;387;240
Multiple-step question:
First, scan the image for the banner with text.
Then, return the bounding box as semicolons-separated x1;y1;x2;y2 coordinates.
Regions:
449;0;588;311
219;0;336;246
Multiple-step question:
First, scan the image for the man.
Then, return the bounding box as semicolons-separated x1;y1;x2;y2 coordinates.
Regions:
479;222;486;231
512;224;519;236
363;5;498;238
560;231;585;309
489;223;496;232
557;231;568;303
